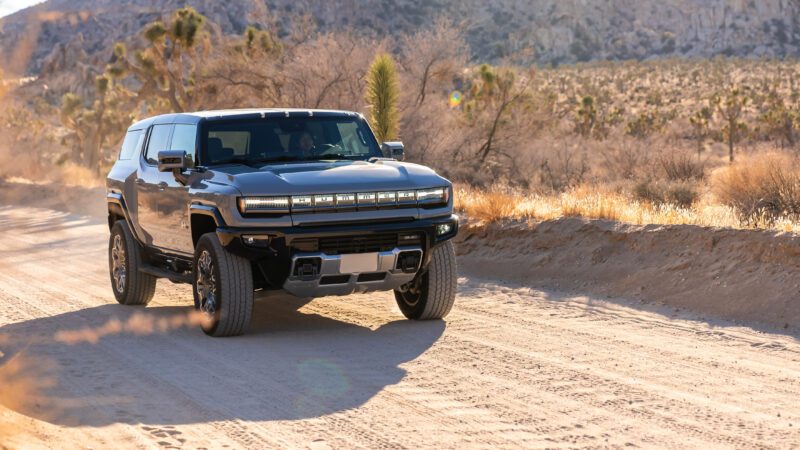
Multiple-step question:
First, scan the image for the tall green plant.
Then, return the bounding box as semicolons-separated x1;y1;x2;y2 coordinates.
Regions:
365;53;399;142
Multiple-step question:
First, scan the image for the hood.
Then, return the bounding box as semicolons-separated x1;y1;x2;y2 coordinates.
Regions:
213;160;449;195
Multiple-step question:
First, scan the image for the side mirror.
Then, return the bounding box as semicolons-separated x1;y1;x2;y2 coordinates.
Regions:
380;141;405;161
158;150;190;173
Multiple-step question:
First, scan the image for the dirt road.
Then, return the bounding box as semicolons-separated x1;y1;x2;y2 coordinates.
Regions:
1;204;800;449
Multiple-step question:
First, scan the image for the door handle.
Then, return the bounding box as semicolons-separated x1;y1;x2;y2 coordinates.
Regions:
135;178;145;185
158;182;168;191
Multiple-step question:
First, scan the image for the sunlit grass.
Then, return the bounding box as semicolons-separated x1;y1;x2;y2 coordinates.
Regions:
454;184;800;233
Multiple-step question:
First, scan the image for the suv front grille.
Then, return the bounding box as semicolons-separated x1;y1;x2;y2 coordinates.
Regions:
292;232;423;255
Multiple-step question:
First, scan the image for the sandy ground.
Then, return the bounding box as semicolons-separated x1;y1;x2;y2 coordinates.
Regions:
457;218;800;330
1;184;800;448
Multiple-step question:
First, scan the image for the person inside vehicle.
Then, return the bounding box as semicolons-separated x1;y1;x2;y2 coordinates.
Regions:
290;131;316;158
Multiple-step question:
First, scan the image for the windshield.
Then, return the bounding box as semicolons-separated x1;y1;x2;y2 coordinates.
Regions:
200;116;382;166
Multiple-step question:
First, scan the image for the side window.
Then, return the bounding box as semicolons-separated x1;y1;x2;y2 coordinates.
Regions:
118;129;143;160
144;124;173;164
171;124;198;165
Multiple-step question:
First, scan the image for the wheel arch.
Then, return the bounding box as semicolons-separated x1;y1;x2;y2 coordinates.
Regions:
190;204;225;249
107;192;134;233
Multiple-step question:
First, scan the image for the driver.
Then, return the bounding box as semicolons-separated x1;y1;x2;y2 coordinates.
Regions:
293;131;316;157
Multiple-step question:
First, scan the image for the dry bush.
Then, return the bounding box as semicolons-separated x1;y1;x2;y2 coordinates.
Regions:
454;187;518;223
658;150;705;181
633;180;699;208
596;135;657;181
535;140;590;191
711;152;800;226
557;187;621;221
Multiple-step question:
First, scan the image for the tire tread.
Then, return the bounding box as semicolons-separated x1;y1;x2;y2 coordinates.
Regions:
110;221;156;306
196;233;253;337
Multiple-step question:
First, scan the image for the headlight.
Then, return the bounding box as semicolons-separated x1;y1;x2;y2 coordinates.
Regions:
238;196;290;214
416;187;449;206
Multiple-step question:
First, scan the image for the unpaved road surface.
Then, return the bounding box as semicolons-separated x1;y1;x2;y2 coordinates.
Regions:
2;205;800;449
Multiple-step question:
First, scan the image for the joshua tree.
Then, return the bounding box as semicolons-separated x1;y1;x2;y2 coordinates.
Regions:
689;105;713;157
759;92;797;149
59;75;133;171
365;53;400;142
714;88;748;163
463;64;532;164
106;7;209;112
575;95;596;137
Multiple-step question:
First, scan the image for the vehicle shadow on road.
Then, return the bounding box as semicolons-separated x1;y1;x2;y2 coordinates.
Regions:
0;297;445;427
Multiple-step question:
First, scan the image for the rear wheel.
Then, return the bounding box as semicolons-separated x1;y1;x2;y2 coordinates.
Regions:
394;240;457;320
108;221;156;306
193;233;254;337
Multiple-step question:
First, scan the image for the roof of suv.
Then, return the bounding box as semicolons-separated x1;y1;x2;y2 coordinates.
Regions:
128;108;363;130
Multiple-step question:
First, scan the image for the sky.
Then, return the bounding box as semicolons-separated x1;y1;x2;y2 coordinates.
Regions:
0;0;45;18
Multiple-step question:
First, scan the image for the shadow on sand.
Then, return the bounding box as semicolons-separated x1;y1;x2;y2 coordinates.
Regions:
0;295;445;427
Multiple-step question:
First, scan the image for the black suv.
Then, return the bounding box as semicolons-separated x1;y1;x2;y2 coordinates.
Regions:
106;109;458;336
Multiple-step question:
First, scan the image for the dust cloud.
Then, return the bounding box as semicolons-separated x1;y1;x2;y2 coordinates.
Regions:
0;308;211;439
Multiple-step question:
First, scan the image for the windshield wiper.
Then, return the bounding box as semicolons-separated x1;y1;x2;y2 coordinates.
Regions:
213;156;260;167
249;155;303;164
302;153;354;161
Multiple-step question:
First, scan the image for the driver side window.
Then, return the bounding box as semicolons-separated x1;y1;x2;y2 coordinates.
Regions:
144;124;173;164
171;124;198;166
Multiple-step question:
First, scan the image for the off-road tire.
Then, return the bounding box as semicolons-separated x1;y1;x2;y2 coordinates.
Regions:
394;240;457;320
109;221;156;306
193;233;254;337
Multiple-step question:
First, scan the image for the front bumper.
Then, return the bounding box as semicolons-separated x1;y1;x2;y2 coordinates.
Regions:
283;248;423;297
215;214;458;296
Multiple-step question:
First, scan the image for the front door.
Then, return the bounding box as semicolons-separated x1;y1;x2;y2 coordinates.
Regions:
156;123;197;254
136;124;172;250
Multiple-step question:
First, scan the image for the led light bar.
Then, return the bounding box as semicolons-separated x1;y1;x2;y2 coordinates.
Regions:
377;191;397;204
336;193;356;207
238;196;290;214
291;195;313;209
397;191;416;203
313;194;335;210
416;187;448;204
357;192;376;207
238;187;448;215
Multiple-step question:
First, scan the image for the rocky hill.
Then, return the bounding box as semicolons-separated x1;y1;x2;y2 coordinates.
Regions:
1;0;800;75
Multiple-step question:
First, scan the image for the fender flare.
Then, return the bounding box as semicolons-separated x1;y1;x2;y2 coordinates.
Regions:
189;204;226;227
107;193;147;244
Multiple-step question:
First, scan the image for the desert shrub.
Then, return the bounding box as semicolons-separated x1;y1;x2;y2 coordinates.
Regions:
667;184;699;208
711;152;800;225
536;141;590;192
633;181;665;205
597;136;655;181
658;151;705;181
634;180;698;208
454;187;518;223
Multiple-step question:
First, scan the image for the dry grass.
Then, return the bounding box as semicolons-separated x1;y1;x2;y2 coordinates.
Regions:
454;184;800;233
711;152;800;226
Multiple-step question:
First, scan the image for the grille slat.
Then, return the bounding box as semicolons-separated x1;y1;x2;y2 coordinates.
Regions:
291;232;422;255
320;235;397;254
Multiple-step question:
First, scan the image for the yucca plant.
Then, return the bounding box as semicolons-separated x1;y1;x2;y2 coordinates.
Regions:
365;53;399;142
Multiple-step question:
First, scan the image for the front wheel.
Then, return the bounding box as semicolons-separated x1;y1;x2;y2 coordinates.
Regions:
394;241;457;320
109;221;156;306
193;233;254;337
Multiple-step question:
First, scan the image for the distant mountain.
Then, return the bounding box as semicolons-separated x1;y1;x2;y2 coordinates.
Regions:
2;0;800;76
